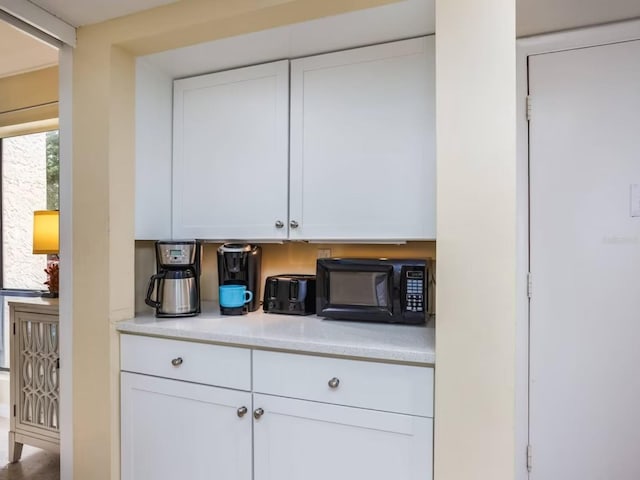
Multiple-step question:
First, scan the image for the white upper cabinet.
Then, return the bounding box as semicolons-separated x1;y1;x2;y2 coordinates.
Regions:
289;36;436;240
172;60;290;240
143;36;436;241
135;60;173;240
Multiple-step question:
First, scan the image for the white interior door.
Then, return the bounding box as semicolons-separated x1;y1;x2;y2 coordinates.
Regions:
529;39;640;479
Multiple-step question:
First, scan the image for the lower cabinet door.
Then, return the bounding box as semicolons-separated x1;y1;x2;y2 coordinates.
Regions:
253;393;433;480
121;372;252;480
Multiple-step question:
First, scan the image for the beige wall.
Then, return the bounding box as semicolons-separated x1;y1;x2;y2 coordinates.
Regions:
74;0;520;478
434;0;517;479
72;1;404;478
0;66;58;129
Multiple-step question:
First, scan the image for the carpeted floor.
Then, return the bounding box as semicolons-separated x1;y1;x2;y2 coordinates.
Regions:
0;416;59;480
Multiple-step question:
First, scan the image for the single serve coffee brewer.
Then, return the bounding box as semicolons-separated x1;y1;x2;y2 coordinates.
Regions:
145;240;202;317
217;243;261;315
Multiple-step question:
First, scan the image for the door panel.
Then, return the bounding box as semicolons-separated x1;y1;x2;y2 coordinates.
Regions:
529;39;640;480
172;60;289;240
289;36;435;240
253;393;432;480
121;373;252;480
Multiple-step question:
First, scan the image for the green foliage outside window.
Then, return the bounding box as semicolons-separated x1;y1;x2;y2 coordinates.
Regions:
46;130;59;210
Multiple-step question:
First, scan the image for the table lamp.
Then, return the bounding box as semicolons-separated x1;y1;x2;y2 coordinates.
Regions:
33;210;59;297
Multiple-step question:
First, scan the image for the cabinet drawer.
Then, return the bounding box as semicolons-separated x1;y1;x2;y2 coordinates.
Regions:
253;350;433;417
120;335;251;391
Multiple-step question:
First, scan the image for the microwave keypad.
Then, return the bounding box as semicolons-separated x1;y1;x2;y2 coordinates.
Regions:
406;273;424;312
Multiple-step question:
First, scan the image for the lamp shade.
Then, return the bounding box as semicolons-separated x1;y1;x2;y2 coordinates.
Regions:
33;210;59;254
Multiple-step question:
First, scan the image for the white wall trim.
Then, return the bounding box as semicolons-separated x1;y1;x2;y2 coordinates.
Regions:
0;0;76;47
518;17;640;56
514;40;530;480
515;18;640;480
58;44;73;480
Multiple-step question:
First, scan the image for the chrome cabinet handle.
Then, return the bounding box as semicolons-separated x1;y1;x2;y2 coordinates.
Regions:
171;357;183;367
253;408;264;419
237;406;248;418
328;377;340;389
290;220;299;229
275;220;284;229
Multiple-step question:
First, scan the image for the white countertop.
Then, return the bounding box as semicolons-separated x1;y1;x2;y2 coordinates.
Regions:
117;303;435;365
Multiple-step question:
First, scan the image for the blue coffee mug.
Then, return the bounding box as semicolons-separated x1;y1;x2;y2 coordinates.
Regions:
219;285;253;308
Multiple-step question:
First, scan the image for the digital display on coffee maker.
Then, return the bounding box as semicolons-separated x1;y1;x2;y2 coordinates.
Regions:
170;249;182;256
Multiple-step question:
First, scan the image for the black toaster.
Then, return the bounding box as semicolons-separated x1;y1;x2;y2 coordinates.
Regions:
263;274;316;315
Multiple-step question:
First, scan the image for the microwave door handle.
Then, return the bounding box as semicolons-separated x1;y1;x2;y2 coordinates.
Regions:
396;267;406;313
316;266;331;313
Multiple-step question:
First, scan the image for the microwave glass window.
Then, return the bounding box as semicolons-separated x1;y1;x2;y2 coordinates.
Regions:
328;271;389;306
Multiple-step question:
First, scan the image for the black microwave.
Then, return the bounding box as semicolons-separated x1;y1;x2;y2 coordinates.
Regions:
316;258;432;324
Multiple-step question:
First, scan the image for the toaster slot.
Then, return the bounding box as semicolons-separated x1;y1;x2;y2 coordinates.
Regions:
289;279;299;301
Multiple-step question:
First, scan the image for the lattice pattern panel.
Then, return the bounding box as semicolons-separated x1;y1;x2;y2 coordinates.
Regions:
19;319;59;431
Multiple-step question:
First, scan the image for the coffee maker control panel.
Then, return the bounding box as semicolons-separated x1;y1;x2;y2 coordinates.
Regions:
157;242;197;267
164;248;189;264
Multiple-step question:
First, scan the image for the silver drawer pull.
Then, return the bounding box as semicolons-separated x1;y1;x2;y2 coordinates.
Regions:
328;377;340;389
254;408;264;419
171;357;183;367
237;406;248;418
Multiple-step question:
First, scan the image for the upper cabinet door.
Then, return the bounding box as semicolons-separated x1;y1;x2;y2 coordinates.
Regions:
135;60;173;240
173;60;290;240
289;37;436;241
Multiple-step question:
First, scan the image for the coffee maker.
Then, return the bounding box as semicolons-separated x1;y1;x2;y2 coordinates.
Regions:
145;240;201;317
217;243;261;315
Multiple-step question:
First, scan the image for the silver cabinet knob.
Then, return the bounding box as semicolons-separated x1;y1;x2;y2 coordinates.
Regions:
253;408;264;419
275;220;284;229
328;377;340;389
290;220;299;229
171;357;183;367
237;406;248;418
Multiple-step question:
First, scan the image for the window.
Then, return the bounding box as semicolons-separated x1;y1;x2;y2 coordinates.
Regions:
0;129;59;368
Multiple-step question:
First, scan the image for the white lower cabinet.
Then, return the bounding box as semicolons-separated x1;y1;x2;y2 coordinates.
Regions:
120;372;252;480
253;393;433;480
120;335;434;480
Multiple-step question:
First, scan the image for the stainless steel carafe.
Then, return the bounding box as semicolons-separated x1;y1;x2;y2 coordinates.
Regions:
145;241;201;317
146;270;198;315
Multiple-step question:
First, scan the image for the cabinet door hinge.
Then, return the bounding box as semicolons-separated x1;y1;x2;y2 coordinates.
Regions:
526;95;532;121
12;322;15;335
13;404;16;417
527;444;533;472
527;272;533;299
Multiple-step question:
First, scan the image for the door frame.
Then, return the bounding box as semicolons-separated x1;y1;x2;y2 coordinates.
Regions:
0;1;75;46
515;18;640;480
0;3;76;479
